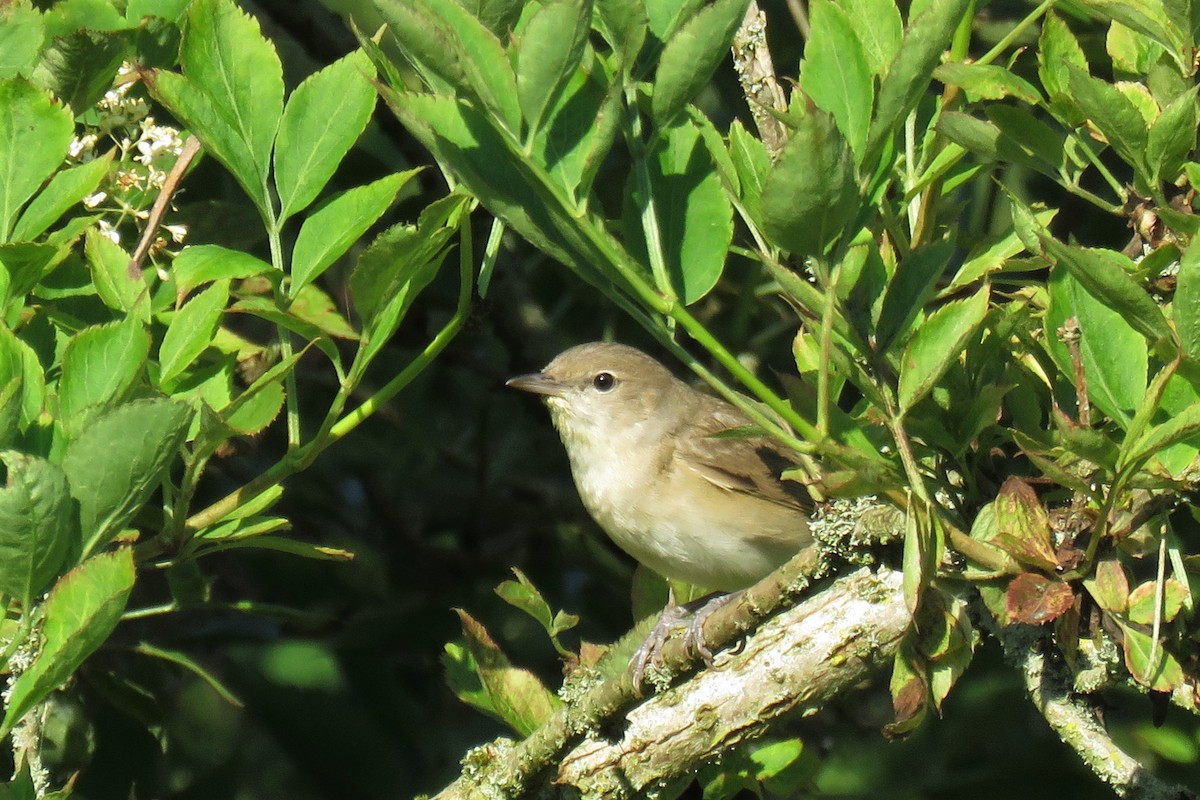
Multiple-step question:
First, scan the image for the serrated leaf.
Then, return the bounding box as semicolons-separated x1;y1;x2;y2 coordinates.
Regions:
0;78;74;241
1038;14;1088;123
0;549;135;739
0;452;76;604
1044;262;1148;427
289;284;358;340
837;0;901;77
444;609;561;736
865;0;970;166
289;170;417;297
275;50;378;222
84;228;149;320
1005;572;1075;625
876;239;954;352
59;317;149;426
374;0;466;91
800;0;873;159
62;398;191;555
171;244;270;301
159;280;228;388
992;476;1058;571
145;0;283;211
596;0;647;59
625;117;731;303
898;287;989;411
423;0;520;132
1147;85;1198;185
933;62;1041;104
516;0;590;136
0;4;45;80
761;108;858;260
1066;63;1148;173
728;118;770;225
651;0;749;125
11;151;113;242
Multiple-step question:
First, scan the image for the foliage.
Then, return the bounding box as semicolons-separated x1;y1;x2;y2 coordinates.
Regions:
0;0;1198;797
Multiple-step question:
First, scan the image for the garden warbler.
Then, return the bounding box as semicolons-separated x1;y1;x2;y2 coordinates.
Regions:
507;342;813;682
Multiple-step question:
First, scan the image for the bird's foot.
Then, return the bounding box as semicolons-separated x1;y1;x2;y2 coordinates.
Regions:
629;590;744;691
630;601;691;691
682;590;742;666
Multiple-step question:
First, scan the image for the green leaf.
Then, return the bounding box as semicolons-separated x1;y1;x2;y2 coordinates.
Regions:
274;50;378;222
595;0;647;60
898;286;988;412
289;170;418;297
84;228;150;320
171;244;271;301
0;241;69;305
423;0;521;132
289;284;358;341
800;0;873;159
11;151;113;242
728;118;770;225
159;280;228;389
443;609;561;737
0;78;74;241
1038;14;1088;125
1082;558;1129;612
133;642;243;707
453;0;525;36
1127;402;1200;470
828;0;899;79
1022;203;1172;348
515;0;590;136
1128;578;1189;625
224;380;284;435
761;108;858;260
1045;264;1147;427
495;567;579;654
374;0;466;92
145;0;283;210
0;549;135;740
1066;63;1148;173
865;0;969;167
59;318;149;427
1121;624;1185;692
933;62;1041;104
350;208;459;366
62;398;191;555
626;117;732;303
1147;85;1198;185
0;452;76;605
876;239;954;352
0;3;45;80
651;0;749;125
30;28;127;115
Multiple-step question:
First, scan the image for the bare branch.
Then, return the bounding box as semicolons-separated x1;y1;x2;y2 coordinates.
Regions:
731;2;789;157
999;625;1194;800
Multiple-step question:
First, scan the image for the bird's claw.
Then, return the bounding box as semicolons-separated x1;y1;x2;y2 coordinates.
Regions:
629;591;744;691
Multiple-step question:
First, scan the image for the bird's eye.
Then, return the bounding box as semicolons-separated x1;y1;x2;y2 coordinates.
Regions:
592;372;616;391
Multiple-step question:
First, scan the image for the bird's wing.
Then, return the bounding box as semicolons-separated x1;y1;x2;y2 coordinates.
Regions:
673;402;813;514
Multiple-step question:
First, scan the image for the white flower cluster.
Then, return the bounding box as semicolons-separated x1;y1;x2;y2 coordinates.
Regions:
68;63;189;249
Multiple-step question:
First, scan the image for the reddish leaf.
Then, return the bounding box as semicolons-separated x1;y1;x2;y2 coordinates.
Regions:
1006;572;1076;625
993;477;1058;571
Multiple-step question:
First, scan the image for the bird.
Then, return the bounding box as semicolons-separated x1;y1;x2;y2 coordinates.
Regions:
507;342;813;685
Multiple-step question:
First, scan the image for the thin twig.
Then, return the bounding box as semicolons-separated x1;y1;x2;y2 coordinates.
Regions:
128;134;201;275
1058;316;1091;427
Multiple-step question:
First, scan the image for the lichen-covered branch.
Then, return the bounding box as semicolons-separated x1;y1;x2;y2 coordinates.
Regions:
555;566;907;796
731;2;789;157
999;624;1194;800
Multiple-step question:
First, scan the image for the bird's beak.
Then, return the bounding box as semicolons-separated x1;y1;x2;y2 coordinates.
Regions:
506;372;566;397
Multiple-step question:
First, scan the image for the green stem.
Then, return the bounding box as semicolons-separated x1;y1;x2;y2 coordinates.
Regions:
976;0;1056;67
264;204;302;450
181;222;474;536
